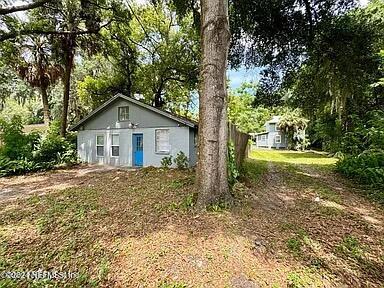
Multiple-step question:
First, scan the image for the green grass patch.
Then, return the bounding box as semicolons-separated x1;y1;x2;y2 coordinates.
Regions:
336;235;364;260
317;187;342;204
240;159;268;182
250;149;337;166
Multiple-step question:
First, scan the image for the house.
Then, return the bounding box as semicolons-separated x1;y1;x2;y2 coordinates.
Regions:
70;93;198;167
252;116;288;149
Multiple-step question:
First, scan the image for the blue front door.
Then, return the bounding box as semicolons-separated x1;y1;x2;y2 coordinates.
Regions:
133;134;143;167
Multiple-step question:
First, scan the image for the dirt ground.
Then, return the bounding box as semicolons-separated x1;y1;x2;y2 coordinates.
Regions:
0;164;132;203
0;151;383;287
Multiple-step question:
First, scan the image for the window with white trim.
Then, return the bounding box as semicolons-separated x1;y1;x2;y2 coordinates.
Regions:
111;134;120;156
275;124;280;131
275;135;281;144
261;135;266;141
96;135;104;157
118;106;129;121
155;129;170;153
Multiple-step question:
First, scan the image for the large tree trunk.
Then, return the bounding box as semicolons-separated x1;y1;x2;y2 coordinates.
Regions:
196;0;231;209
60;36;75;137
40;86;50;125
60;51;73;137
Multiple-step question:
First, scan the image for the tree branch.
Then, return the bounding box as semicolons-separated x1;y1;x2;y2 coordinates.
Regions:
0;20;112;42
0;0;50;15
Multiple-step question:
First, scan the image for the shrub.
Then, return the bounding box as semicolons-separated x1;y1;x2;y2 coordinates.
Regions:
337;149;384;195
173;151;189;169
161;155;173;168
33;134;76;164
0;116;40;160
0;117;77;177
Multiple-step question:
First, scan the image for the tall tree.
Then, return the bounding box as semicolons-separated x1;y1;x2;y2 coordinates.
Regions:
31;0;114;136
16;36;62;124
196;0;231;208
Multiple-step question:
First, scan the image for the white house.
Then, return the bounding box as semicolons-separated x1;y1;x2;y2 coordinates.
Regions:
252;116;288;149
70;94;198;167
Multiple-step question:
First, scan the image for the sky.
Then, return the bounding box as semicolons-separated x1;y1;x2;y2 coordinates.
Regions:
227;67;262;90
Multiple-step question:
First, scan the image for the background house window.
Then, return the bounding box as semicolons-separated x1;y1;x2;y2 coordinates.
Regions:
155;129;170;153
96;135;104;157
261;135;266;141
111;134;119;156
275;124;280;131
118;106;129;121
275;135;281;144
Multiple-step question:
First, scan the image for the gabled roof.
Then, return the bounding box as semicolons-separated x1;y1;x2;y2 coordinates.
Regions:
266;116;281;124
69;93;198;131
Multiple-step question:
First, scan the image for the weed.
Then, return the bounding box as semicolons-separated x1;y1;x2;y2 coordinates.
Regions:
159;281;187;288
207;201;230;212
317;206;343;217
240;159;268;182
286;237;302;255
180;193;196;210
317;187;342;204
336;235;364;259
98;258;110;282
287;271;308;288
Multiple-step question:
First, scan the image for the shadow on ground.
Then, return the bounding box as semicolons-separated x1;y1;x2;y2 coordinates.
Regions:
0;152;383;287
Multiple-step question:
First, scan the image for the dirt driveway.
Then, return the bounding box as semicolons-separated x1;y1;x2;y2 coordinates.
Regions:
0;165;130;203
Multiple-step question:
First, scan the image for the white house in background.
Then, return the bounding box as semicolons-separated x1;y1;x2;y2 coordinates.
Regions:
70;94;198;167
252;116;288;149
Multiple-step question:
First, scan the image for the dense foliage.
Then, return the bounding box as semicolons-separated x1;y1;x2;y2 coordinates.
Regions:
0;117;77;177
337;150;384;198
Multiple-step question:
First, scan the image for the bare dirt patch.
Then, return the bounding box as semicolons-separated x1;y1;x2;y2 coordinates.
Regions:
0;164;128;203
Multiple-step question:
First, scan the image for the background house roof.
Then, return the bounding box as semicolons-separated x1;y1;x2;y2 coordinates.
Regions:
266;116;281;124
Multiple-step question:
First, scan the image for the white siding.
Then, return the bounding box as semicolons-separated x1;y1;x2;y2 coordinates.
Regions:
77;126;191;167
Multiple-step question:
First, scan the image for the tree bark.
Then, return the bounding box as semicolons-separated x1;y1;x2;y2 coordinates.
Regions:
196;0;231;209
60;41;75;137
40;86;50;125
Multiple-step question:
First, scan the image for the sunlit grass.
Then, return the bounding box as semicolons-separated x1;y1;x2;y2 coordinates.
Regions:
249;149;337;166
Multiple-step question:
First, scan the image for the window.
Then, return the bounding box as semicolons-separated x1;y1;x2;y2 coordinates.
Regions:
118;106;129;121
155;129;170;153
275;124;280;131
261;135;266;141
96;135;104;157
111;134;119;156
275;135;281;144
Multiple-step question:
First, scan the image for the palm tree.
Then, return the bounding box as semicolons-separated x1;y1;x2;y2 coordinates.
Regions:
17;36;62;125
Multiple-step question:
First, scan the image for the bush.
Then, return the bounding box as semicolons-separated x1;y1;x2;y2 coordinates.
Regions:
0;116;40;160
0;117;77;177
161;155;173;168
33;134;76;164
337;149;384;193
0;156;54;177
173;151;189;169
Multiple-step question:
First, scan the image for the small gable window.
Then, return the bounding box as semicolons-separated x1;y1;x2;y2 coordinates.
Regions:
118;106;129;121
111;134;120;157
155;129;170;153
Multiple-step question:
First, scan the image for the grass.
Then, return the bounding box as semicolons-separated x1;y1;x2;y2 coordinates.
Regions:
0;151;383;287
250;149;337;167
336;235;364;260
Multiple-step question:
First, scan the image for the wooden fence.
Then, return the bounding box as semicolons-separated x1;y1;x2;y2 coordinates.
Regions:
228;123;250;168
